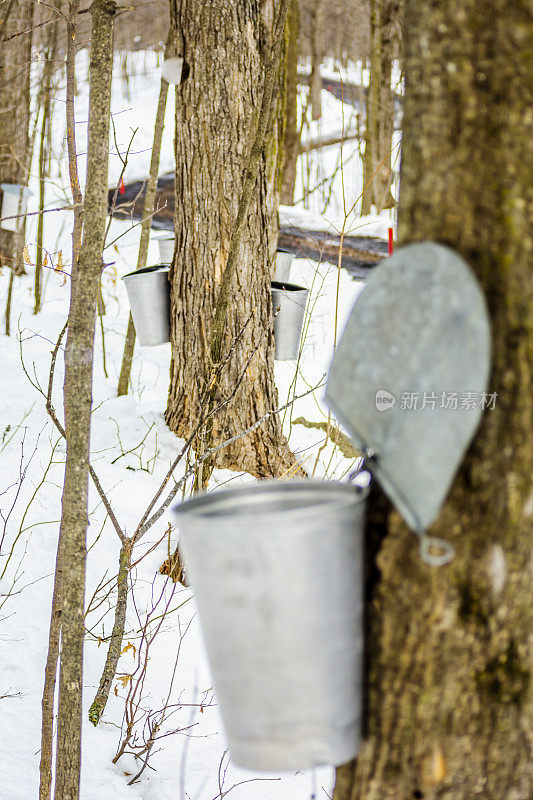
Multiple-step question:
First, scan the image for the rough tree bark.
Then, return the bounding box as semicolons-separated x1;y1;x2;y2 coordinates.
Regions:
361;0;400;214
309;0;325;120
53;2;116;799
280;0;300;205
35;10;59;314
0;0;33;333
165;0;296;478
334;2;532;799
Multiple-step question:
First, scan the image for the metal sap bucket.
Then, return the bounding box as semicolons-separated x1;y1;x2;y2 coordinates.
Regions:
122;265;170;346
157;235;174;264
173;479;367;772
271;281;309;361
1;183;32;231
161;56;183;84
151;230;175;264
274;249;293;282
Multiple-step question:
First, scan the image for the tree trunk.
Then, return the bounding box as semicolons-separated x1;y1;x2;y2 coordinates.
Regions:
361;0;400;215
280;0;300;205
117;51;170;397
334;2;532;799
1;0;33;336
35;15;59;315
165;0;296;478
53;3;116;799
309;0;325;121
0;0;32;269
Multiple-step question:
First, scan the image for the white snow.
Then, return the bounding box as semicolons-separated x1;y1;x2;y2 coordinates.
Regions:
0;52;393;799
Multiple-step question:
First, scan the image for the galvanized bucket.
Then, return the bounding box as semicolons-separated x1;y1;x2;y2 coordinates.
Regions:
271;281;309;361
274;249;293;282
174;479;367;772
1;183;32;232
122;265;170;346
157;235;174;264
161;56;183;84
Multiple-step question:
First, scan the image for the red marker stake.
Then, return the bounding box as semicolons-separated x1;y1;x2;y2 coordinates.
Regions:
388;227;394;255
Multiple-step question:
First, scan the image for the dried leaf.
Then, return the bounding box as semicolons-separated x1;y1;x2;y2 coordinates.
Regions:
116;674;132;689
55;251;64;272
120;641;136;658
23;245;32;265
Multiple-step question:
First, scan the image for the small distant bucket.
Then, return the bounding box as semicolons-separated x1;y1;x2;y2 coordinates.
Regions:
122;266;170;346
1;183;32;232
271;280;309;361
274;249;293;282
162;56;183;84
173;479;367;772
158;235;175;264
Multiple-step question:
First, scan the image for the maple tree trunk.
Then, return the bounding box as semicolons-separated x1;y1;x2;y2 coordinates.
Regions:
334;1;532;799
0;0;32;270
165;0;296;478
309;0;325;121
361;0;399;214
1;0;33;337
280;0;300;205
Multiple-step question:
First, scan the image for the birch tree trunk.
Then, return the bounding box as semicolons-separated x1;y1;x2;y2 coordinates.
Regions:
53;3;116;798
334;2;532;799
165;0;296;478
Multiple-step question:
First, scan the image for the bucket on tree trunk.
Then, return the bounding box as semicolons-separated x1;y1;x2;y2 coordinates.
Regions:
271;280;309;360
161;56;183;84
1;183;32;232
122;265;170;346
173;479;367;772
152;231;175;264
274;248;293;282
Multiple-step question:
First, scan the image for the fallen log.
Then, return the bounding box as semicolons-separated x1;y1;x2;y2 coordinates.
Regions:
108;175;388;279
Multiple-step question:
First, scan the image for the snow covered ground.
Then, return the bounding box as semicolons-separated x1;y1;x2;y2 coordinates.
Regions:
0;52;392;799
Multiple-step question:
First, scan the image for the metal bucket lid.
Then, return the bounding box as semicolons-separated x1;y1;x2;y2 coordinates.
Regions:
326;242;491;531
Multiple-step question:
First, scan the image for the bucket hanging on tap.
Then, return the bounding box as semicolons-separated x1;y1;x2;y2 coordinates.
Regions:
152;231;175;264
122;265;171;346
274;248;294;282
173;478;367;772
1;183;32;232
271;280;309;360
161;56;183;84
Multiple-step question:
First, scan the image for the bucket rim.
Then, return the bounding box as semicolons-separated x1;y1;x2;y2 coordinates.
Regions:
122;265;170;280
151;230;175;241
173;478;367;523
271;280;308;293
